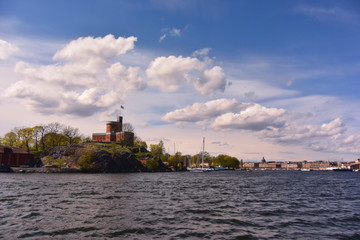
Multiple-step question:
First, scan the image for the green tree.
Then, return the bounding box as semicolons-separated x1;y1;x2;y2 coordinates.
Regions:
2;132;18;147
150;140;165;159
213;154;239;169
134;136;147;151
79;148;95;171
38;125;47;150
32;126;43;151
223;155;240;169
17;127;34;152
168;155;176;167
146;158;159;171
191;151;213;167
213;154;226;167
46;122;64;147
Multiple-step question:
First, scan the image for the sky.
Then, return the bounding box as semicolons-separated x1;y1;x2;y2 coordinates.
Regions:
1;0;360;162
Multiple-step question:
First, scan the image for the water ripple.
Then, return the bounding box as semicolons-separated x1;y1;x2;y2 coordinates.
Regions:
1;171;360;239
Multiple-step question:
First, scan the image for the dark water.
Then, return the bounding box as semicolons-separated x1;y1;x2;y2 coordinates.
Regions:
1;171;360;239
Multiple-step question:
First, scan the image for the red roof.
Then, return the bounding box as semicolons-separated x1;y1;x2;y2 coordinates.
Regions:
0;146;32;154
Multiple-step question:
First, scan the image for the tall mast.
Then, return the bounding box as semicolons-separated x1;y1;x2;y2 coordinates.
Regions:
202;137;205;169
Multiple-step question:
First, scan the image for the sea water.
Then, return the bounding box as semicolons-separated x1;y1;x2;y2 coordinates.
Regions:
0;171;359;239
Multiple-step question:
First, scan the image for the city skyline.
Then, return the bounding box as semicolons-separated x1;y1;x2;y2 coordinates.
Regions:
1;0;360;161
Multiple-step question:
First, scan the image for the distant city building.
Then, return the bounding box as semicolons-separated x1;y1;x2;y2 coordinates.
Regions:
349;159;360;171
92;116;134;146
0;146;34;166
243;159;340;171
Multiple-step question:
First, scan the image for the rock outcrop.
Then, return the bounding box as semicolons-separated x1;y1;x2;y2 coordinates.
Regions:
40;143;168;173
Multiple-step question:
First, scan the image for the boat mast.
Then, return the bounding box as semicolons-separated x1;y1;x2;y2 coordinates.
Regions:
202;137;205;169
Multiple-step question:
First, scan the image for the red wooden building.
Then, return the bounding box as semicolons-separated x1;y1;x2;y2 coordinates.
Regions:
0;146;34;166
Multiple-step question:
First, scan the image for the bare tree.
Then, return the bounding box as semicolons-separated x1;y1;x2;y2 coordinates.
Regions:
62;125;81;144
45;122;64;147
122;123;134;133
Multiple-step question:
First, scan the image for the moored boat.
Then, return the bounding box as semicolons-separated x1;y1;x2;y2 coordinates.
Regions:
188;137;214;172
333;168;352;172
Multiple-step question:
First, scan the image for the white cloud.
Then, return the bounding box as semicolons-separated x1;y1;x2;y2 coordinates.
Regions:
146;55;206;92
170;28;181;36
194;66;227;96
162;98;238;122
159;33;167;43
162;97;360;155
192;48;211;57
146;55;227;95
3;35;145;117
262;118;346;144
107;62;146;92
53;34;136;62
211;103;287;131
0;39;18;60
159;26;185;43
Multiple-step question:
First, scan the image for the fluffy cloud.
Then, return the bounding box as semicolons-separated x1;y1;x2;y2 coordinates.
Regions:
53;35;136;62
339;134;360;154
259;117;360;153
211;104;287;131
107;62;146;92
163;98;359;154
146;55;206;92
146;55;227;95
4;35;145;117
195;66;226;96
262;118;346;144
162;98;238;122
0;39;18;60
163;99;288;131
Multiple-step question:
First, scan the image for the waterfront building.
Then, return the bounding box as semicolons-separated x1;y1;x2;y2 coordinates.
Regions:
281;162;300;170
349;159;360;171
91;116;134;146
259;162;282;169
0;146;34;167
243;159;340;171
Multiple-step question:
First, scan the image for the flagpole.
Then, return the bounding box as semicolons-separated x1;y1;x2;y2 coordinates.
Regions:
120;105;124;116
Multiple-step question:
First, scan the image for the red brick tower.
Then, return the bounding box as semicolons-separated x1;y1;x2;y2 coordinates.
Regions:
105;116;123;141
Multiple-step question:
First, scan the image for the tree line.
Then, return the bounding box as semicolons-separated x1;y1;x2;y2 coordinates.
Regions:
148;140;241;169
0;123;84;153
1;123;241;169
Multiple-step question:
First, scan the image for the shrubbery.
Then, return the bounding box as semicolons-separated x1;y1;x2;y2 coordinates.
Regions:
78;148;96;171
145;158;159;171
42;156;67;168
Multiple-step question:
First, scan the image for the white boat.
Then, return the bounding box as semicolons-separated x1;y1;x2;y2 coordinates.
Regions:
188;137;214;172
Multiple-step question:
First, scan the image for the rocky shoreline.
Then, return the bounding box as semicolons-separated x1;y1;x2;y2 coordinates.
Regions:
3;142;170;173
11;167;80;173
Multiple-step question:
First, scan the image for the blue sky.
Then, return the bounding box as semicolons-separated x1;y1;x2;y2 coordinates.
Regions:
1;0;360;161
